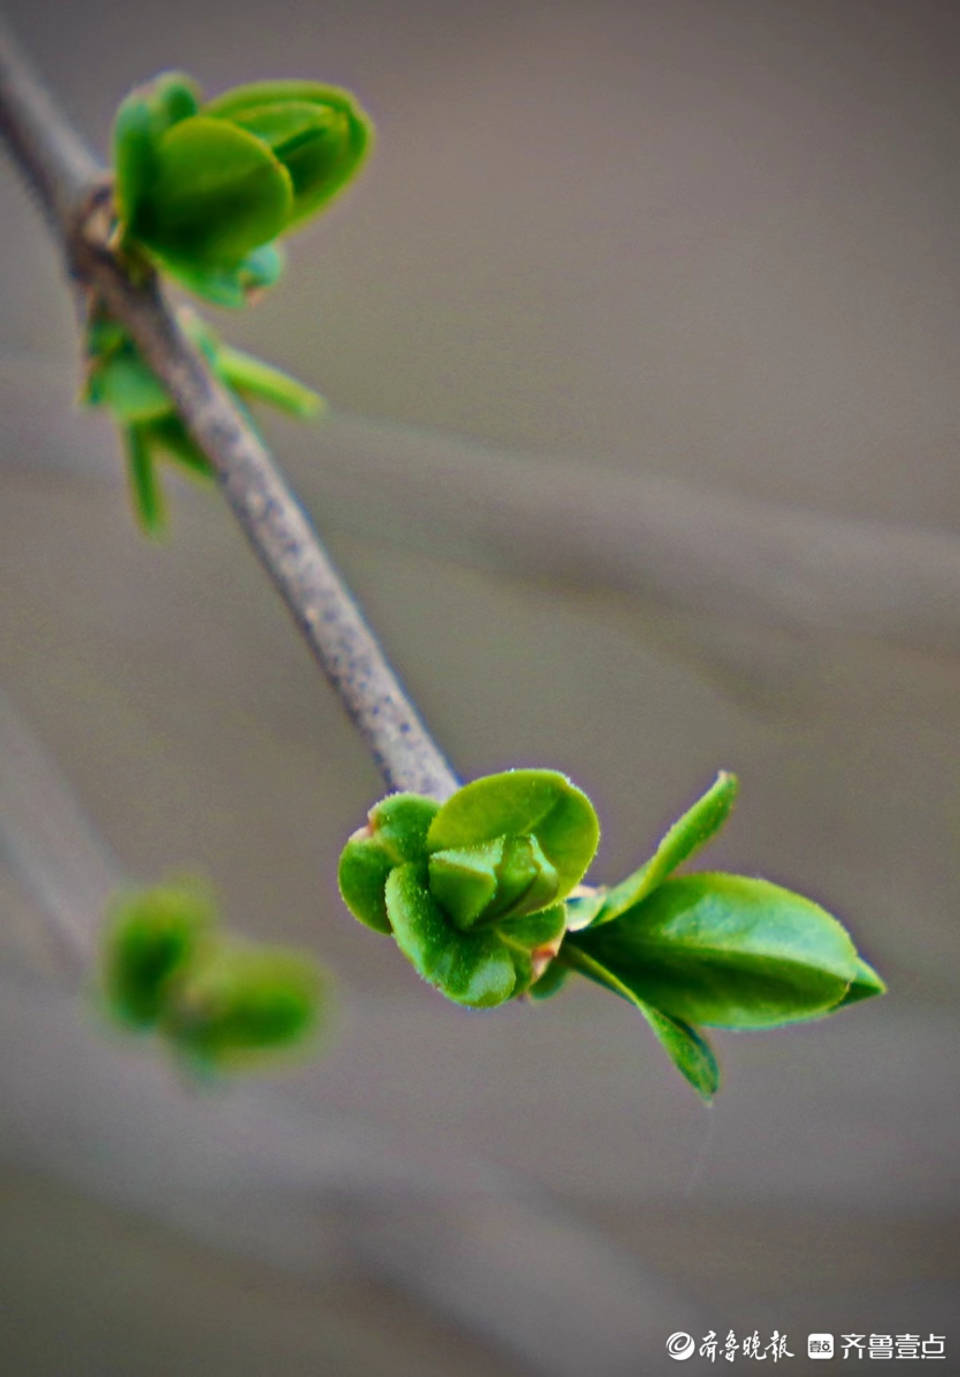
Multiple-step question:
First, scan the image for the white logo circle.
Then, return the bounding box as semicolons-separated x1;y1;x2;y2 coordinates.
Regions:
666;1332;696;1361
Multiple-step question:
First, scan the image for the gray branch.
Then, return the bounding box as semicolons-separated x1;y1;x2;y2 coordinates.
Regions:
0;19;457;801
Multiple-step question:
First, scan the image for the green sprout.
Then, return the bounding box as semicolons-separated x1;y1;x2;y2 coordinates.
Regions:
81;309;323;533
112;72;372;305
100;881;326;1075
339;771;885;1099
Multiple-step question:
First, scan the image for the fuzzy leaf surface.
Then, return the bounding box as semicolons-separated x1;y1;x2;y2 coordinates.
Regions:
338;793;440;934
427;769;599;906
386;862;518;1008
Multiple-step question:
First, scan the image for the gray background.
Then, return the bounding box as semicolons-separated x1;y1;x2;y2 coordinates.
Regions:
1;1;958;1373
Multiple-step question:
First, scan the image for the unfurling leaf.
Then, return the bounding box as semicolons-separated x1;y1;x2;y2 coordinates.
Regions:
113;71;200;231
427;769;599;910
587;770;738;927
112;71;372;303
203;81;372;228
139;115;294;266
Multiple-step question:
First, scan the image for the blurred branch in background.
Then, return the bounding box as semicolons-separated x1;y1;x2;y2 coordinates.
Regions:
4;353;959;673
0;687;123;980
305;411;960;662
0;688;704;1376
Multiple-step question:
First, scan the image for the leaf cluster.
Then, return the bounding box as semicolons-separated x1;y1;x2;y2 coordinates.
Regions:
88;69;371;534
113;72;372;305
339;772;884;1098
100;882;326;1075
81;310;323;533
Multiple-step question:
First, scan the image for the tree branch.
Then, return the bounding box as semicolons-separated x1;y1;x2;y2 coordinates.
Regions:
0;20;458;801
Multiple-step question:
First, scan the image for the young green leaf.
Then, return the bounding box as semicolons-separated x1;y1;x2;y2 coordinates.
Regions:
427;832;560;929
338;793;440;933
338;839;395;934
591;771;738;926
427;769;600;904
123;425;166;534
87;348;172;424
83;312;320;531
426;837;502;930
102;882;216;1028
142;415;214;480
562;945;719;1100
570;872;863;1028
387;861;518;1008
203;81;372;227
113;71;200;232
215;345;324;417
164;942;324;1071
143;116;294;266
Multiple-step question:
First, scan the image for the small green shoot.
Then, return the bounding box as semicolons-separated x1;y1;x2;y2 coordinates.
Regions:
100;881;326;1075
113;72;372;305
339;771;884;1098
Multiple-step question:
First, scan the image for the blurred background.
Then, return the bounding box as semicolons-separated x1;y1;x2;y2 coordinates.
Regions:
1;1;958;1373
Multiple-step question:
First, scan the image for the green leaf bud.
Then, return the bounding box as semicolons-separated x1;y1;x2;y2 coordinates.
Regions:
339;771;598;1006
101;882;216;1028
112;73;372;302
427;769;599;902
163;941;325;1072
428;833;560;929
